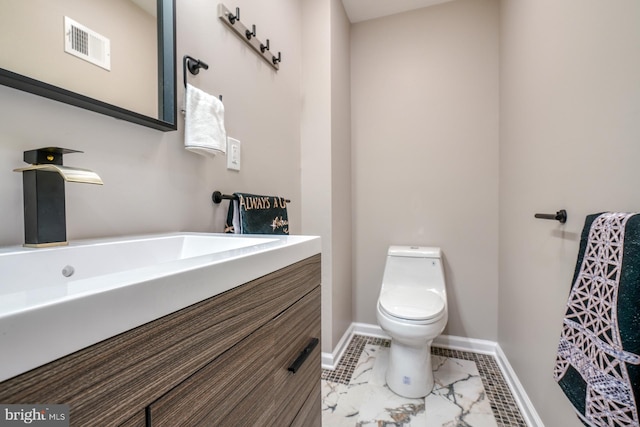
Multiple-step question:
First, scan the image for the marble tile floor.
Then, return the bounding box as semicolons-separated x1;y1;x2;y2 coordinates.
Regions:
321;335;527;427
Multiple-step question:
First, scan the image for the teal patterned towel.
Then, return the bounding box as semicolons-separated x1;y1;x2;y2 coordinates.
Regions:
224;192;289;235
554;212;640;427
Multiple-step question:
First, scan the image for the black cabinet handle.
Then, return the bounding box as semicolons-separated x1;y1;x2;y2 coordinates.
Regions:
287;338;319;374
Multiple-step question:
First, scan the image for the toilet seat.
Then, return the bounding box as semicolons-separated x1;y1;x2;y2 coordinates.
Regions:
379;288;445;322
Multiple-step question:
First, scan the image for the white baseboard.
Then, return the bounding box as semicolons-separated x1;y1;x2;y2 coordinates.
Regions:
495;345;545;427
322;322;544;427
433;334;498;355
350;322;390;339
321;323;355;370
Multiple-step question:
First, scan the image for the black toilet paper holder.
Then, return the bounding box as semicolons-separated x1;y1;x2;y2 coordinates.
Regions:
534;209;567;223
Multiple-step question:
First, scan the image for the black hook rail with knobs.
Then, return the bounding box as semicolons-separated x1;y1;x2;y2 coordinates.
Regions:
212;191;291;204
534;209;568;223
217;3;281;71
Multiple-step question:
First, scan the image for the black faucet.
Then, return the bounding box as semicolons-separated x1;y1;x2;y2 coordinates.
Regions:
14;147;103;248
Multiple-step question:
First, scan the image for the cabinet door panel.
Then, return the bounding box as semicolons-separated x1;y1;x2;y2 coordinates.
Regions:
149;321;274;426
273;287;321;425
291;381;322;427
220;374;275;426
118;410;146;427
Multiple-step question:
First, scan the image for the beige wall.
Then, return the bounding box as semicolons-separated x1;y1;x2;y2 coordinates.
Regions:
330;0;353;352
301;0;333;351
499;1;640;425
0;0;302;246
0;0;157;117
351;0;500;340
301;0;353;353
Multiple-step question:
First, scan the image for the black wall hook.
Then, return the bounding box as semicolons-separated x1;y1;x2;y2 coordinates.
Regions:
260;39;270;53
228;7;240;24
535;209;567;223
245;24;256;40
272;51;282;65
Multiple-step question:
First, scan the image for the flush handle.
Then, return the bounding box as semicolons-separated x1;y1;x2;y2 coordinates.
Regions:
287;337;319;374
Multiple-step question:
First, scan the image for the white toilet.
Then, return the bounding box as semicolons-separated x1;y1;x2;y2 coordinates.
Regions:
376;245;448;398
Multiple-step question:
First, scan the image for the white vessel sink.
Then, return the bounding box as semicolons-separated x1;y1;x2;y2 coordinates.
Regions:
0;232;321;382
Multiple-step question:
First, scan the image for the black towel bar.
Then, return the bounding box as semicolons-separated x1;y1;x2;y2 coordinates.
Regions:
212;191;291;204
183;55;222;101
183;55;208;88
535;209;567;223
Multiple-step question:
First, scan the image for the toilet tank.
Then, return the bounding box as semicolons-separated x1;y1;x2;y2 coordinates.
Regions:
382;246;445;292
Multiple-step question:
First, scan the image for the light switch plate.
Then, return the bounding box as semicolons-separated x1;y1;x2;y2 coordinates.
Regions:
227;137;241;171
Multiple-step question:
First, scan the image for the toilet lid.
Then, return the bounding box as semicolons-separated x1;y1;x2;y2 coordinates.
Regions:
379;288;445;321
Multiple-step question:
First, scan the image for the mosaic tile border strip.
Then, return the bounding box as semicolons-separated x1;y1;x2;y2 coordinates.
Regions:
321;335;527;427
321;335;389;384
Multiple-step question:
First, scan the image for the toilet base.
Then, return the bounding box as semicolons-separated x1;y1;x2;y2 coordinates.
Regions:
386;339;434;398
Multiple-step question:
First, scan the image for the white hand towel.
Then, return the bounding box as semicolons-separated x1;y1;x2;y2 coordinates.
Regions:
184;83;227;157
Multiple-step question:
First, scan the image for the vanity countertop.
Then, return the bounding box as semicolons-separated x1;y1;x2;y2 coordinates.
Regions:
0;232;321;382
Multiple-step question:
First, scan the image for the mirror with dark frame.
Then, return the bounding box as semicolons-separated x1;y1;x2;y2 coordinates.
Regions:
0;0;176;132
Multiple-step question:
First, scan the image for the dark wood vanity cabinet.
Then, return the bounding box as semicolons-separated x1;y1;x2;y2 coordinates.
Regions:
0;255;322;427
